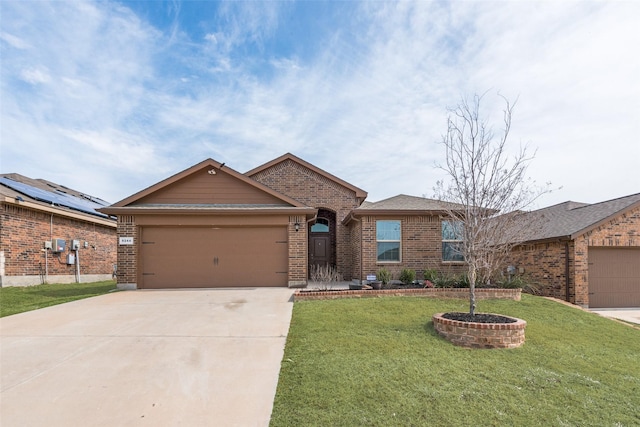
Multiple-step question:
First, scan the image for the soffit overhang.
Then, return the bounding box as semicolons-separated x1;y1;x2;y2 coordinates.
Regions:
99;205;317;219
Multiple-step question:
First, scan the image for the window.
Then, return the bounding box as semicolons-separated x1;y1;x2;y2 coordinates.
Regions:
311;218;329;233
442;220;464;262
377;220;401;262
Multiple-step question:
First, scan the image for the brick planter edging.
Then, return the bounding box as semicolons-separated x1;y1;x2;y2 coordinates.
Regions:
432;312;527;349
294;287;521;302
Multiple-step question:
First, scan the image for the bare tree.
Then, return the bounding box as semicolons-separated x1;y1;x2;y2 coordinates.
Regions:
434;93;550;315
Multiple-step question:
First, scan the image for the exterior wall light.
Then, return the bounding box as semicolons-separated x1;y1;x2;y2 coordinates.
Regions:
294;222;300;232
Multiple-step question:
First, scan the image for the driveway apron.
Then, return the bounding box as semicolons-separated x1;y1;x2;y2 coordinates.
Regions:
0;288;295;426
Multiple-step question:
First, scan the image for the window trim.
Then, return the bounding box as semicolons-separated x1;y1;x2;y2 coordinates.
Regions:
376;219;401;263
442;220;465;263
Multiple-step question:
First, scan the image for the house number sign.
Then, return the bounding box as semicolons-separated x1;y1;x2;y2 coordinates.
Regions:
119;237;134;245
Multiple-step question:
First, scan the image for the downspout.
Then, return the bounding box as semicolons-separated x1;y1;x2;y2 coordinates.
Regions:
564;241;570;302
75;247;81;283
347;215;363;284
48;213;53;283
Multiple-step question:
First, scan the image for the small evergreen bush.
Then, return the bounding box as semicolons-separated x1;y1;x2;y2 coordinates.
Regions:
399;268;416;285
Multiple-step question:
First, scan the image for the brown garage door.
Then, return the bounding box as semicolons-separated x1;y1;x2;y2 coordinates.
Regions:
140;227;288;289
588;247;640;308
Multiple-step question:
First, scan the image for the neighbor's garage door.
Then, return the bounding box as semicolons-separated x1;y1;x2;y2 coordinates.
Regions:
588;247;640;308
140;227;288;289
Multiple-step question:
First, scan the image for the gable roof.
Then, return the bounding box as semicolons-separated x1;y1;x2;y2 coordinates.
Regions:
343;194;467;224
515;193;640;242
0;173;115;226
99;158;316;217
245;153;368;202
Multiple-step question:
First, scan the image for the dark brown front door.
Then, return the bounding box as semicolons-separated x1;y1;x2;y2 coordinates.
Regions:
309;236;329;268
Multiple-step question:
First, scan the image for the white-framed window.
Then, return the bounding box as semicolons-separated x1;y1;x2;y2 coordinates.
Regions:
442;220;464;262
377;220;401;262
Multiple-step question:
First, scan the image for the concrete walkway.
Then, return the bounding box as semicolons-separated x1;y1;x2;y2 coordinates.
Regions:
0;288;295;427
589;308;640;325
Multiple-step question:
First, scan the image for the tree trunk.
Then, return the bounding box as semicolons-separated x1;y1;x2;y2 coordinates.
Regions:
469;268;477;316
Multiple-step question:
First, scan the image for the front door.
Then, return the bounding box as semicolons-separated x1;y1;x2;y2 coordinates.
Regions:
308;212;336;277
310;235;330;268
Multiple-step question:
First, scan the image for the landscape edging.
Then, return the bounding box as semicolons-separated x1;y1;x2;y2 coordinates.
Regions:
294;287;521;302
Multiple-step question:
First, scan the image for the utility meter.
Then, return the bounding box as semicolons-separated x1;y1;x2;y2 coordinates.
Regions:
71;240;80;250
52;239;66;253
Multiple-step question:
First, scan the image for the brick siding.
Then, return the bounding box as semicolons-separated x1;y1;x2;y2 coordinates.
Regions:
574;205;640;306
358;214;466;283
250;159;362;280
288;215;307;286
116;215;137;285
506;205;640;307
0;203;116;286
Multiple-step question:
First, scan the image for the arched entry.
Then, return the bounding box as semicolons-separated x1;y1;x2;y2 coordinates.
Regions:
308;208;337;275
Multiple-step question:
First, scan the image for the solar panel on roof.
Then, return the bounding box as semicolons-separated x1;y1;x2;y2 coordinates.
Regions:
0;177;110;218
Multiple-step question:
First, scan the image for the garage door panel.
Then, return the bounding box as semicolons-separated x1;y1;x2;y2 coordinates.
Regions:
589;247;640;308
141;227;288;289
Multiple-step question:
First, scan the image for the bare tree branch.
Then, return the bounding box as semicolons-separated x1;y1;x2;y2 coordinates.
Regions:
434;93;552;315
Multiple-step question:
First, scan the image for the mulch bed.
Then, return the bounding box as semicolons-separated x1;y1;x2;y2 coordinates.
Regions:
442;312;517;323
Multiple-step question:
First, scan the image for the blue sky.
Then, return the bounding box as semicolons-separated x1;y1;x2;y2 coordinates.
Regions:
2;0;639;207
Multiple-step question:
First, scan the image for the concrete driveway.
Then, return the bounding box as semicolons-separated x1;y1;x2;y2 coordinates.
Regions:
589;308;640;325
0;288;295;426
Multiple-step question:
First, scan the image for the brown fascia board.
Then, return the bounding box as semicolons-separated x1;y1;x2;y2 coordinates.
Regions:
2;197;117;228
107;158;307;209
342;208;460;225
569;199;640;240
98;205;317;219
512;236;572;247
245;152;368;203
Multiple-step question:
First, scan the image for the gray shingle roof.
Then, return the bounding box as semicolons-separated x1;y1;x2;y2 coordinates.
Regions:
517;193;640;241
356;194;466;211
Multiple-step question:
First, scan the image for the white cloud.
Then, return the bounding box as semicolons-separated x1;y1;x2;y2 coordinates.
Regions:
2;0;638;208
0;31;31;49
20;67;51;84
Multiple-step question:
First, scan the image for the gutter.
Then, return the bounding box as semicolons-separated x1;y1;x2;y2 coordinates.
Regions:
564;242;571;302
2;197;116;228
98;206;317;218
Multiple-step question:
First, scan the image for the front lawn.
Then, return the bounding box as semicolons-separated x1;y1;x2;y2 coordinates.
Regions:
0;280;117;317
270;295;640;426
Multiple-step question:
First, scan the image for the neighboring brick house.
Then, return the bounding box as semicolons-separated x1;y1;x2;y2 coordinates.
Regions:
0;174;117;287
505;194;640;308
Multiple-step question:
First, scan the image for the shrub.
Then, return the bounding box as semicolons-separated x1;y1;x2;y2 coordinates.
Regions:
432;274;454;288
376;268;391;285
454;273;470;288
497;275;541;295
399;268;416;285
423;269;438;282
310;264;342;290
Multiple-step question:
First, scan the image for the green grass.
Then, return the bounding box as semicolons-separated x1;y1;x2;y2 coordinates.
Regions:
0;280;118;317
270;295;640;426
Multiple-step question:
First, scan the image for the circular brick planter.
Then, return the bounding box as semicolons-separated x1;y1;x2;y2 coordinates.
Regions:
432;312;526;349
